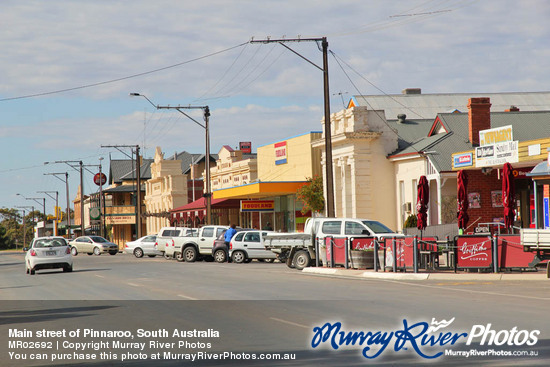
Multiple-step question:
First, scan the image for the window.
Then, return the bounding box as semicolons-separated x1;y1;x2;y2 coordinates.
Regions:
234;232;245;241
345;221;367;235
362;220;394;234
202;227;215;237
216;228;225;237
244;232;260;242
322;221;342;235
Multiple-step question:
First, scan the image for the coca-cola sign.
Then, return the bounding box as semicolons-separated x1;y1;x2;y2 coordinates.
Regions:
456;236;492;268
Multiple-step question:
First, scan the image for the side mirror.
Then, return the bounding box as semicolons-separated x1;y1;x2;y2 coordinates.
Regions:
361;229;371;235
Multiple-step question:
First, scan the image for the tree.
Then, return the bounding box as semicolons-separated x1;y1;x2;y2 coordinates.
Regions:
296;176;325;215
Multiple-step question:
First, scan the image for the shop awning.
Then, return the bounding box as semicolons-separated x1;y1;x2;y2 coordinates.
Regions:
170;197;241;223
212;181;307;200
527;161;550;183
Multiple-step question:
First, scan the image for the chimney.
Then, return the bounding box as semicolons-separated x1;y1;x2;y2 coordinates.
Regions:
468;97;491;146
505;105;520;112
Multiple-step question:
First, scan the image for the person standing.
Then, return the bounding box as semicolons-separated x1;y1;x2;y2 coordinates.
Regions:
224;224;237;261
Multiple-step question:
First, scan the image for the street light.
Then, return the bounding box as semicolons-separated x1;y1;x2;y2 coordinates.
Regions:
38;190;59;236
130;93;212;225
44;172;71;236
17;194;46;219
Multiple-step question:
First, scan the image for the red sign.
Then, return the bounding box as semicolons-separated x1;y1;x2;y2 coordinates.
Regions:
94;173;107;186
240;200;275;212
456;236;492;268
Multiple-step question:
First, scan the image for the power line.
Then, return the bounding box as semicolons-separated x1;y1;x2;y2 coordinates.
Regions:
0;42;249;102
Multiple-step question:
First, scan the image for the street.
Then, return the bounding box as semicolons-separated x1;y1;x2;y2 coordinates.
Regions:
1;251;550;366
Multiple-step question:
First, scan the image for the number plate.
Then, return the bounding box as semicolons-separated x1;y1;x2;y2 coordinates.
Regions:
45;251;56;256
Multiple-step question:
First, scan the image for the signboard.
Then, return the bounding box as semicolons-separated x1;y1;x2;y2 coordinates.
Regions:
453;153;473;168
90;207;101;221
105;215;136;225
456;236;492;268
475;141;518;167
479;125;513;146
94;172;107;186
240;200;275;212
274;141;287;165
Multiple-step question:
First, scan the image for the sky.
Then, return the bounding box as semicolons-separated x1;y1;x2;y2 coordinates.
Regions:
1;0;550;214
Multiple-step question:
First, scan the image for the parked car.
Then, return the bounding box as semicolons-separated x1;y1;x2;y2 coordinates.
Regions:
212;228;248;263
24;236;73;275
229;230;277;264
69;236;118;256
173;225;228;262
124;235;160;258
155;227;198;258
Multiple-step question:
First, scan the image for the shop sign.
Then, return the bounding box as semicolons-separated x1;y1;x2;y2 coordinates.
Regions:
453;153;473;168
240;200;275;212
105;215;135;225
479;125;513;146
274;141;287;165
475;141;518;167
456;236;492;268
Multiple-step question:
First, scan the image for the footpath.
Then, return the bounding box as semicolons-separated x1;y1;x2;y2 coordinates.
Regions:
302;267;549;281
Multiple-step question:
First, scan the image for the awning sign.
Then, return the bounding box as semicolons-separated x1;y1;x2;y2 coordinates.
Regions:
275;141;287;165
453;153;473;168
240;200;275;212
475;141;519;167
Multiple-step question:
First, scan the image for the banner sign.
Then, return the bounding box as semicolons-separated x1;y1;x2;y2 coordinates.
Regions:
274;141;287;165
475;141;518;167
240;200;275;212
453;153;473;168
479;125;513;146
456;236;492;268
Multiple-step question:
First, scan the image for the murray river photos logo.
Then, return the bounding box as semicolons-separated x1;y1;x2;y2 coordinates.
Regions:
310;318;540;359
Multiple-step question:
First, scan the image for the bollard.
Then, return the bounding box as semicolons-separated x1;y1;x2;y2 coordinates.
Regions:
345;238;349;269
413;236;418;274
493;235;499;273
392;237;397;273
315;237;319;267
374;238;379;272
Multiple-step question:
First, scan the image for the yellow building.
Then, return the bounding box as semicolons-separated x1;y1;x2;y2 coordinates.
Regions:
213;132;322;231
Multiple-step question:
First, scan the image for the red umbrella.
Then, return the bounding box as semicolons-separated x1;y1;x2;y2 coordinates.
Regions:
457;170;469;231
416;176;429;231
502;163;515;230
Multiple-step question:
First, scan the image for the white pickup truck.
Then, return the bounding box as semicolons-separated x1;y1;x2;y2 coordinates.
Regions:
156;227;198;259
172;225;228;262
264;217;402;270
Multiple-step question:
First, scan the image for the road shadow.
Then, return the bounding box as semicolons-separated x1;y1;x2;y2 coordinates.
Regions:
0;305;118;326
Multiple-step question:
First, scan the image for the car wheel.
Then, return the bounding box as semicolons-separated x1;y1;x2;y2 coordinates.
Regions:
231;251;246;264
264;258;275;263
30;268;35;275
133;248;144;258
93;247;101;256
63;265;73;272
109;251;117;255
26;266;29;274
163;252;171;260
214;249;227;263
294;250;311;271
71;247;78;256
183;247;197;263
286;254;296;269
175;251;184;262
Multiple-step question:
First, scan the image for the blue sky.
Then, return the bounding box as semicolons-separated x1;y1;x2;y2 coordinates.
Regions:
1;0;550;213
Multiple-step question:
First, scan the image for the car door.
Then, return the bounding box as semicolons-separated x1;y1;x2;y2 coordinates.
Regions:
198;227;215;252
243;231;262;258
142;235;157;253
80;237;92;253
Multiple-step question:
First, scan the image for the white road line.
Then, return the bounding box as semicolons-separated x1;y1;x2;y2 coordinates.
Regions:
270;317;310;329
127;283;141;287
177;294;198;300
94;274;104;278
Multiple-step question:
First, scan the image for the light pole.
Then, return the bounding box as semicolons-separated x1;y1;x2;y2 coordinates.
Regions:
44;172;71;237
38;191;59;236
130;93;212;225
17;194;46;220
15;206;33;249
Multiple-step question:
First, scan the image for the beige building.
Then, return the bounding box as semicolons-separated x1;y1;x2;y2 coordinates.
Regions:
214;132;322;231
211;145;257;191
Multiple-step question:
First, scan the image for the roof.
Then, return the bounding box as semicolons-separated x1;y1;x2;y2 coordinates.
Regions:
102;184;145;193
119;159;153;181
109;159;153;184
169;151;218;174
352;91;550;121
391;110;550;172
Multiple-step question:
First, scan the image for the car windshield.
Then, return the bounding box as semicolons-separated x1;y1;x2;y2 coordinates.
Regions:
89;236;108;243
362;220;394;234
33;238;67;248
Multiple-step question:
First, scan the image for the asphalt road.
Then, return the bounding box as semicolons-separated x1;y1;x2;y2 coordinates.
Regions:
1;251;550;366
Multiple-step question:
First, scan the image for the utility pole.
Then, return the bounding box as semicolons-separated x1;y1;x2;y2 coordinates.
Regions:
38;191;59;236
130;93;212;225
45;172;71;237
250;37;335;217
101;145;143;239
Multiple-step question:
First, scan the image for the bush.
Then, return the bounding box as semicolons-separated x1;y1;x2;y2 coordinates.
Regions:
404;214;417;228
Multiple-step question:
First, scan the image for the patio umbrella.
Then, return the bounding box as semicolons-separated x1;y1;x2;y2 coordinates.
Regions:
416;176;429;235
502;163;516;231
457;170;469;232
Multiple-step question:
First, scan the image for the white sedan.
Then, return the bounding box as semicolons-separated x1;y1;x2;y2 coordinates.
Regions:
124;235;160;258
25;236;73;275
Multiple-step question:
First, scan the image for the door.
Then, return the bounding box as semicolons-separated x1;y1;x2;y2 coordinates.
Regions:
198;227;215;252
243;231;263;258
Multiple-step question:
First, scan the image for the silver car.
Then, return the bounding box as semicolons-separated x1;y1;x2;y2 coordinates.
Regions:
69;236;118;256
25;236;73;275
124;235;160;258
229;230;277;263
